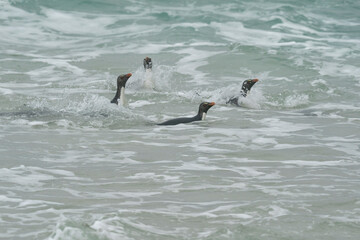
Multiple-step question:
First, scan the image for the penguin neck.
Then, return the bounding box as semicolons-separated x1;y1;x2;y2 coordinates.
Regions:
201;112;207;120
195;110;206;121
119;87;126;106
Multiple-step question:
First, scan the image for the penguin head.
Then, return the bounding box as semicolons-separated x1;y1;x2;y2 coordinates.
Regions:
117;73;132;88
241;78;258;94
199;102;215;114
143;57;152;69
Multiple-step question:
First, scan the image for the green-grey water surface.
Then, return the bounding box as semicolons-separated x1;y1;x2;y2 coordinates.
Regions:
1;0;360;239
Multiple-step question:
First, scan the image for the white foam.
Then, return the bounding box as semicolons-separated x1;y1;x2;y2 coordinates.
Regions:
226;213;253;219
127;64;175;92
129;100;154;108
0;195;22;203
41;8;115;36
45;169;76;177
256;118;312;136
271;16;319;35
177;162;220;171
307;12;360;27
273;143;311;150
252;137;278;145
284;94;309;108
211;22;284;47
309;103;360;111
10;119;30;125
34;58;85;76
56;119;73;128
0;87;13;95
318;62;360;78
261;188;327;197
322;215;360;224
28;121;47;126
48;221;88;240
143;69;154;89
324;142;360;157
283;160;352;167
0;165;54;187
18;199;62;208
171;22;209;30
91;218;130;240
126;172;180;183
268;205;290;218
125;42;182;55
237;95;262;109
310;79;327;87
176;47;224;85
236;167;265;177
193;145;232;154
117;218;175;236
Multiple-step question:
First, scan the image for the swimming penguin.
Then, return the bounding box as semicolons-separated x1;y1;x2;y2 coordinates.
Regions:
110;73;132;105
143;57;154;89
226;78;258;106
157;102;215;126
144;57;152;70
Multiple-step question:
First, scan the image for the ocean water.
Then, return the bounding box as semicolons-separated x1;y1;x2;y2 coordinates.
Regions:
1;0;360;239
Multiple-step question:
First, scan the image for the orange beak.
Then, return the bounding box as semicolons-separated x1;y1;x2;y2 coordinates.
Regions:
126;73;132;77
209;102;215;106
252;78;259;82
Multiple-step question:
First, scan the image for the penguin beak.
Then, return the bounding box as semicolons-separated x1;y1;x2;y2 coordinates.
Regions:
126;73;132;78
209;102;215;106
252;79;259;83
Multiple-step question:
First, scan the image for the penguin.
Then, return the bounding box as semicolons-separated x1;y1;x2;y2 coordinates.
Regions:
226;78;258;106
144;57;152;70
157;102;215;126
110;73;132;105
143;57;154;89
